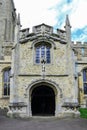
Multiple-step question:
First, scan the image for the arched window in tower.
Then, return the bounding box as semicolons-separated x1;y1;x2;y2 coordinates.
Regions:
35;43;51;64
3;68;11;96
83;69;87;94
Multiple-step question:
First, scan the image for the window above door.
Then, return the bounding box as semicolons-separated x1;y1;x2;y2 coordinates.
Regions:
34;42;51;64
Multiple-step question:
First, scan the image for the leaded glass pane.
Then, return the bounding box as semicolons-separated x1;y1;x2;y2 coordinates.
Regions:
36;59;40;63
4;71;9;82
8;69;11;82
83;69;87;82
46;58;50;63
84;83;87;94
36;47;40;63
82;48;84;56
35;44;51;64
46;47;50;63
8;84;10;95
3;68;11;96
83;69;87;94
4;84;8;95
41;46;45;58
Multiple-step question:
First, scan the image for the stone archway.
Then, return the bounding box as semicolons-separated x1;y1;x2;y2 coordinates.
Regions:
31;85;55;116
27;79;62;117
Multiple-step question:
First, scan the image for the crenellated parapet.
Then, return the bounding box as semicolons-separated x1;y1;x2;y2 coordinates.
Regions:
19;24;67;44
72;41;87;58
72;41;87;48
32;23;53;34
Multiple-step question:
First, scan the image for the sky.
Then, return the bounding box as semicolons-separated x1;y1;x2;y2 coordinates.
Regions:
14;0;87;42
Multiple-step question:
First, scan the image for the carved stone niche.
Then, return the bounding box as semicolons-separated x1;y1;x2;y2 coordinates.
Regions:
32;23;53;34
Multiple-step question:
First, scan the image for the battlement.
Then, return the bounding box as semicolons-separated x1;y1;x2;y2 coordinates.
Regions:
72;41;87;58
32;23;53;34
72;41;87;47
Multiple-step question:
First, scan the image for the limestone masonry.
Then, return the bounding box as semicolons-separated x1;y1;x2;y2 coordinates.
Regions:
0;0;87;118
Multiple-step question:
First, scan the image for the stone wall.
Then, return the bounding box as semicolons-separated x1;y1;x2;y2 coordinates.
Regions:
10;38;77;106
72;41;87;107
19;41;68;75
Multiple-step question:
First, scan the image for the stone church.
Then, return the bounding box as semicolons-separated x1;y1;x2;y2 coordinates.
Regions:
0;0;87;118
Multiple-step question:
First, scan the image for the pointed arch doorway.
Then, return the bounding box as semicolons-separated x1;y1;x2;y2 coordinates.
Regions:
31;85;55;116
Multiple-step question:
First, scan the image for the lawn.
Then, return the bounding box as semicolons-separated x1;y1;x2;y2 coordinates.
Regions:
79;108;87;118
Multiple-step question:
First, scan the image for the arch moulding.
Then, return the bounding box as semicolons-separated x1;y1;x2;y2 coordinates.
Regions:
31;38;56;49
26;79;62;98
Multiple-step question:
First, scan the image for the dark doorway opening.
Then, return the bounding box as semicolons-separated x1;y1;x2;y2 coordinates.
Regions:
31;85;55;116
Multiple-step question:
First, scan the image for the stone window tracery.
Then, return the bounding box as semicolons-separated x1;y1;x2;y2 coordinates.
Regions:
83;69;87;94
35;43;51;64
3;68;11;96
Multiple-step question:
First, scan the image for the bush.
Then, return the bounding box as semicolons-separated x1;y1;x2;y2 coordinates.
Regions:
79;108;87;118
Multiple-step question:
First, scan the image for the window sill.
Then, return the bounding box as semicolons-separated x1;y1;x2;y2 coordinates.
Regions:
1;96;10;99
34;63;52;65
84;95;87;98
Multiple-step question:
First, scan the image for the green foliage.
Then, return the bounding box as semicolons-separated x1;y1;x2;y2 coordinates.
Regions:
79;108;87;118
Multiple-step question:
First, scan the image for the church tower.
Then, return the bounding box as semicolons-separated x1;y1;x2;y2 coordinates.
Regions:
0;0;16;111
0;0;16;59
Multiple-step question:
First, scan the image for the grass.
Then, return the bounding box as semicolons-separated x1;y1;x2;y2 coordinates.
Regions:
79;108;87;118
